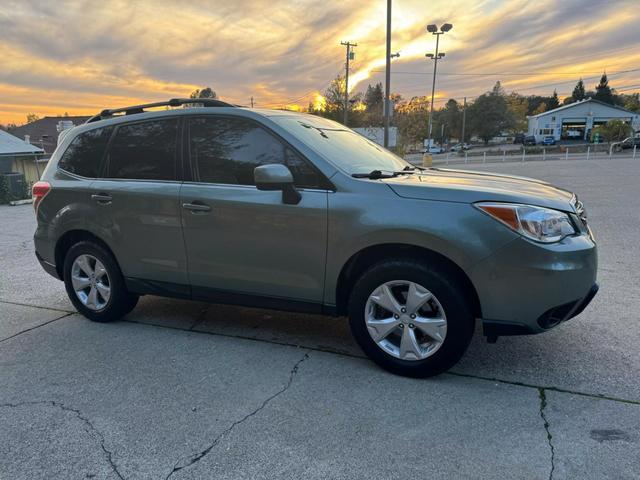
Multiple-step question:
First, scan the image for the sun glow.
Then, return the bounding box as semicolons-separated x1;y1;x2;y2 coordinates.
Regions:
312;93;327;111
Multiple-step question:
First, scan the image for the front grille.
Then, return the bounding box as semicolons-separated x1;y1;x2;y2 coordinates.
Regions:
572;194;588;227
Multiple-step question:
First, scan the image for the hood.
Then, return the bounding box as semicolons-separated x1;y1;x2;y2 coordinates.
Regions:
383;167;575;211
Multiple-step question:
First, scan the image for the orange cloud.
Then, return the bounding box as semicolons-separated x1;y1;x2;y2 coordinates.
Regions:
1;0;639;125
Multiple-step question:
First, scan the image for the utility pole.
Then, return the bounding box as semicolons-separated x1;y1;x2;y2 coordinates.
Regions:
341;41;357;126
461;96;467;143
250;96;254;108
384;0;392;147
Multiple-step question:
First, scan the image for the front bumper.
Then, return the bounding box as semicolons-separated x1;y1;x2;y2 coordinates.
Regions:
469;233;598;336
483;283;598;336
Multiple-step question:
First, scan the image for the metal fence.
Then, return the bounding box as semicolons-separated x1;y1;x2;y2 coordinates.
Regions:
407;145;639;167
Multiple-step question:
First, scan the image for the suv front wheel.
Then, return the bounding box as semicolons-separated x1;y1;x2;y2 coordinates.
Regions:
63;241;138;322
348;259;474;377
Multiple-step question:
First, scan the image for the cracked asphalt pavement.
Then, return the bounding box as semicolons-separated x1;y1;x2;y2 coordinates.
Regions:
1;157;639;479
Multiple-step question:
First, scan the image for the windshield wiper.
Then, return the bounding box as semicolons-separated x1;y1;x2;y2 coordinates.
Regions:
399;165;427;173
352;166;422;179
393;166;420;174
351;170;399;179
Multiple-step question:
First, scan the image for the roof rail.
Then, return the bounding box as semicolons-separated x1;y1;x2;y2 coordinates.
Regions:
85;98;235;123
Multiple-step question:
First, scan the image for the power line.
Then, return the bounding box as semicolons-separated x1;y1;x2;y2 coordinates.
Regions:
251;66;343;108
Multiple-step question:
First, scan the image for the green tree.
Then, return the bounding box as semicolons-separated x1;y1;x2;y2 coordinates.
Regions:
190;87;217;99
436;99;462;142
547;90;560;110
467;82;514;144
395;96;430;149
594;73;614;104
592;119;632;143
623;93;640;112
317;75;347;123
525;95;553;115
532;102;547;115
363;83;384;126
506;93;529;133
315;75;363;125
572;79;586;102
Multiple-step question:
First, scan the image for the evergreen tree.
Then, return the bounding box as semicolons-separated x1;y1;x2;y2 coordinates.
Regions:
363;82;384;126
572;79;586;102
547;90;560;110
595;73;614;104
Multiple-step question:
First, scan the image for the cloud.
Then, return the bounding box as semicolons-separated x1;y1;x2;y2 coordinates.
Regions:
1;0;639;123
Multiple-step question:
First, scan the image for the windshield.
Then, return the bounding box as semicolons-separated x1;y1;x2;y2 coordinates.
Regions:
273;115;411;175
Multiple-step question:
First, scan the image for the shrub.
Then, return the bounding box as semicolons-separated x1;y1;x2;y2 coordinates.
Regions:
0;175;30;204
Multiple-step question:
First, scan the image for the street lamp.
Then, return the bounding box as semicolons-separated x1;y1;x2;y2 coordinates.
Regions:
425;23;452;152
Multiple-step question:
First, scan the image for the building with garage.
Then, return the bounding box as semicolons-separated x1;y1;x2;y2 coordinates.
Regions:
527;98;640;143
8;115;90;155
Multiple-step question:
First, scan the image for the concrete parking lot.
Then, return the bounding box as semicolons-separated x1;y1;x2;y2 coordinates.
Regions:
1;157;639;479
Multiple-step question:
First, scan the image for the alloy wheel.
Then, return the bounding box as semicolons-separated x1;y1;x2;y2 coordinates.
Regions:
70;254;111;311
365;280;447;361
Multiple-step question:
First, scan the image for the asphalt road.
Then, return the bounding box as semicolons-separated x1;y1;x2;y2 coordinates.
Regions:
1;156;639;479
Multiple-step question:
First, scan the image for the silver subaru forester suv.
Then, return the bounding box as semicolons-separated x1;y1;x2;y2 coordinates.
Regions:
33;98;598;377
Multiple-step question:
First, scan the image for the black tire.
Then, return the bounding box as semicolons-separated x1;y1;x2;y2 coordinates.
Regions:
63;241;138;322
348;259;474;378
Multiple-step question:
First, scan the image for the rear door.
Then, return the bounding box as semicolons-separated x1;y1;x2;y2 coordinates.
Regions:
180;115;329;304
88;117;189;292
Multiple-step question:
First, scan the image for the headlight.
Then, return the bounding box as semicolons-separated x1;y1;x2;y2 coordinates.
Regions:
475;202;576;243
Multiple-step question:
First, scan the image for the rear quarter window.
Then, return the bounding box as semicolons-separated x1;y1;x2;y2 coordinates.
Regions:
58;126;114;178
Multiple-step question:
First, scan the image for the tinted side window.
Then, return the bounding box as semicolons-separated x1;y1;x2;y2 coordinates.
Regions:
285;148;322;189
105;119;178;180
58;127;113;178
189;117;322;188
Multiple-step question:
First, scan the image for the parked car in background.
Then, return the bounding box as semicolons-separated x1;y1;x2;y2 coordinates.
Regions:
424;146;445;154
450;143;471;152
617;136;640;150
542;136;556;146
513;133;525;144
33;98;598;378
523;135;537;146
565;130;582;139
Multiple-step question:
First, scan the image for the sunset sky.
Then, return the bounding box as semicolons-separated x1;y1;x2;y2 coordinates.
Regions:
2;0;640;125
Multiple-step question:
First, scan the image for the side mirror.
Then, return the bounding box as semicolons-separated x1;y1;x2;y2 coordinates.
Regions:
254;164;301;205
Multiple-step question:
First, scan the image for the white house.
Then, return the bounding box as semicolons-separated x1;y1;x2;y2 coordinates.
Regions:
527;98;640;143
0;129;45;183
353;126;398;147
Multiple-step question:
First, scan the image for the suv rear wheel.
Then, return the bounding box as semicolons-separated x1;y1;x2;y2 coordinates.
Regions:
63;241;138;322
348;259;474;377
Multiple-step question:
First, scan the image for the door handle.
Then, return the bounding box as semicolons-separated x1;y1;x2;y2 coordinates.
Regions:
91;193;112;204
182;201;211;213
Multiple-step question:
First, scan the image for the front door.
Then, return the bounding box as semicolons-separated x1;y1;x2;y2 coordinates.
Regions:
180;115;328;304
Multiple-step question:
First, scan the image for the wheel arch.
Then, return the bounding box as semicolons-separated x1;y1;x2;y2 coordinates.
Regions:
334;243;481;319
54;230;119;279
